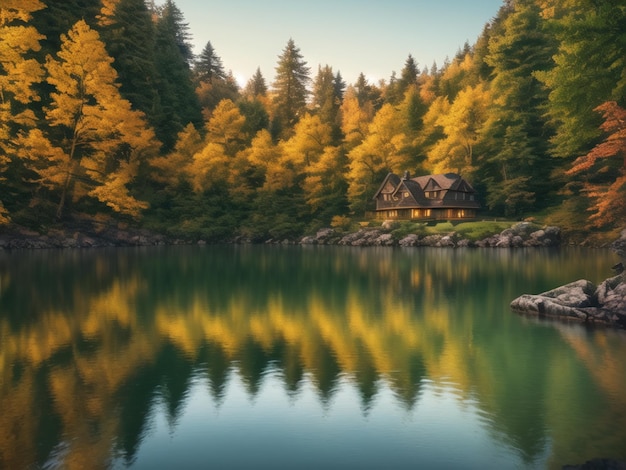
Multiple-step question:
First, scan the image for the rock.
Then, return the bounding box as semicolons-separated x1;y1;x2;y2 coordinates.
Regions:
439;235;455;247
374;233;395;246
300;236;317;245
315;227;336;244
495;235;512;248
511;278;626;328
399;234;419;247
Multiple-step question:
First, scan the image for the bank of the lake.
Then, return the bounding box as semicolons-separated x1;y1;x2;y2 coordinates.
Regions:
0;220;564;250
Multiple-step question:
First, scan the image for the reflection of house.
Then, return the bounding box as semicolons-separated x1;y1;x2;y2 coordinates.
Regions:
372;171;480;220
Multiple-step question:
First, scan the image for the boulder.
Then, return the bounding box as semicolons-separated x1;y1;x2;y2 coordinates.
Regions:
399;234;419;247
511;278;626;328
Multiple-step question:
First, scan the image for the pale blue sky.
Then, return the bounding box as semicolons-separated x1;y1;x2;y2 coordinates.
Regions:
171;0;504;86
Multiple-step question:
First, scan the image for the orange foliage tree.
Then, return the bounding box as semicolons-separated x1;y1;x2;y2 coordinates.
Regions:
567;101;626;228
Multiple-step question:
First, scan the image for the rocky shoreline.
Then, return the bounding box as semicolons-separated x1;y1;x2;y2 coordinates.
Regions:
299;221;560;248
0;221;562;250
510;229;626;328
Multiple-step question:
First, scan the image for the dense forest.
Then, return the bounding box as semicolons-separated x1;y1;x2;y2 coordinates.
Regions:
1;0;624;241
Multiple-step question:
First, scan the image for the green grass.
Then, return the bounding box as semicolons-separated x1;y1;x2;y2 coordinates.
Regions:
451;221;518;240
387;220;522;241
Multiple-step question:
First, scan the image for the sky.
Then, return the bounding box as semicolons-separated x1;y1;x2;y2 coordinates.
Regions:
171;0;504;87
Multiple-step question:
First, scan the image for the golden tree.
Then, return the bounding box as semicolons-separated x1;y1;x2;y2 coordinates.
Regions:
346;104;408;212
19;20;157;218
426;83;490;176
0;0;46;223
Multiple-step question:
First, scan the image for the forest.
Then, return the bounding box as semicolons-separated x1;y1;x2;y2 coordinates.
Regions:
1;0;625;242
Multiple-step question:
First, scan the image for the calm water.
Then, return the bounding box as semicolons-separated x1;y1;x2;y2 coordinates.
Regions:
0;245;625;470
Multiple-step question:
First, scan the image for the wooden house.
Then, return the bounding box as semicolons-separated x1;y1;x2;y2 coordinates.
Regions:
372;171;480;220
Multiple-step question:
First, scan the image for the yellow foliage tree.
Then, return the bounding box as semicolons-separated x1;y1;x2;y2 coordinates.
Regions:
150;123;203;187
340;86;375;150
0;0;46;223
205;99;245;157
19;20;157;218
346;104;408;211
426;83;490;176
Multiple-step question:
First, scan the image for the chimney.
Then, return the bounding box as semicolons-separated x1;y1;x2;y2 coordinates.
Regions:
402;170;410;180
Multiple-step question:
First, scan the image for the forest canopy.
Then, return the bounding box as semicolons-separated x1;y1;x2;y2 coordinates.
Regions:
0;0;624;240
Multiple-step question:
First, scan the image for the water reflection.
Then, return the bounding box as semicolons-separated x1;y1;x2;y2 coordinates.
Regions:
0;246;624;469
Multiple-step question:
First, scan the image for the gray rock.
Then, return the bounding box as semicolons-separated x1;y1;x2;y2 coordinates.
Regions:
399;234;419;247
439;235;455;247
511;278;626;328
374;233;395;246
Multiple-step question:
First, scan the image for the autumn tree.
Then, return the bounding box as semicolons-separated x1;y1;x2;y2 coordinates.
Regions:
346;104;409;213
340;84;376;151
566;101;626;228
188;99;245;192
426;83;490;178
0;0;46;223
271;39;310;140
20;20;157;219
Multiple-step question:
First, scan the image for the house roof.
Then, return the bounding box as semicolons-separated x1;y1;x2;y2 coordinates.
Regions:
372;172;480;210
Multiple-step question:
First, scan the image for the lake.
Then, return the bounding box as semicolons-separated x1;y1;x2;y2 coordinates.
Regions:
0;245;625;469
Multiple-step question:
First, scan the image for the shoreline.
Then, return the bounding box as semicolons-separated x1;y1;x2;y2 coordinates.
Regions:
0;221;567;250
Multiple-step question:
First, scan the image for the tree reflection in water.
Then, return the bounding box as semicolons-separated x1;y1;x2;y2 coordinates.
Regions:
0;245;624;469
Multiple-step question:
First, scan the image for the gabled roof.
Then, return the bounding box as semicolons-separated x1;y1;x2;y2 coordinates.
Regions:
373;171;480;210
411;173;468;192
391;179;427;206
372;173;401;199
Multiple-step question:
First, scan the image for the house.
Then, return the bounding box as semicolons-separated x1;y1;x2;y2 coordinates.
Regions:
372;171;480;220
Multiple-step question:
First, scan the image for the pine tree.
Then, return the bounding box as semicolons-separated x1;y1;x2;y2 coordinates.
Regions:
398;54;419;97
535;0;626;159
97;0;159;128
481;0;556;213
311;65;343;143
152;0;202;151
195;41;226;82
243;67;268;98
271;39;310;140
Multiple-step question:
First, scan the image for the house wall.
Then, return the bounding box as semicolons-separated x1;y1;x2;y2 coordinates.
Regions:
373;208;476;221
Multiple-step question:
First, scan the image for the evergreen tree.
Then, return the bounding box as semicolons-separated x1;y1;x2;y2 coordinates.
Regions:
98;0;160;129
153;0;202;151
311;65;343;143
398;54;419;97
271;39;310;140
535;0;626;159
481;0;557;214
195;41;226;82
